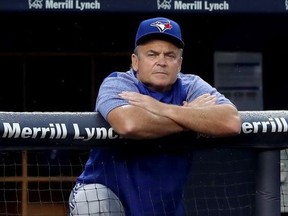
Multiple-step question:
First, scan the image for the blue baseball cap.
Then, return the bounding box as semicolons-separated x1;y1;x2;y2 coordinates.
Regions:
135;17;184;48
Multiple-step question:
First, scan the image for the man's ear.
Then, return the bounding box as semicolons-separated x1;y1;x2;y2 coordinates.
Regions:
131;53;138;71
178;57;183;72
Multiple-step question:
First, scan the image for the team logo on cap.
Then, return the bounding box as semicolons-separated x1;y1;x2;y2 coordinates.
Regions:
150;20;173;32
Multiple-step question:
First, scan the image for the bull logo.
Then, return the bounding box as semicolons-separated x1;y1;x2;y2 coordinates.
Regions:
157;0;172;10
28;0;43;9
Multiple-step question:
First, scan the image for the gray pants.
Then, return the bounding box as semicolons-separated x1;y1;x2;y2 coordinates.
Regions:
69;183;125;216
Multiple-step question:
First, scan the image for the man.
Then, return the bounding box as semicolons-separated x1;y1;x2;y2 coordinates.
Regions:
69;17;241;216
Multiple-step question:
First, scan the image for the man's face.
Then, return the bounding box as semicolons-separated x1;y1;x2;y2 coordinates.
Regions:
132;39;183;92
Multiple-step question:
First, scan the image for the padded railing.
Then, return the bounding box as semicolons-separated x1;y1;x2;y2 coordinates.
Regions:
0;110;286;216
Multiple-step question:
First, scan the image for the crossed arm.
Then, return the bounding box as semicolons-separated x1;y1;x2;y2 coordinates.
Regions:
107;92;241;140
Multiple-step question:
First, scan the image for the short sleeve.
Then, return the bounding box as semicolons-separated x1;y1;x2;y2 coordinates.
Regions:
95;72;139;120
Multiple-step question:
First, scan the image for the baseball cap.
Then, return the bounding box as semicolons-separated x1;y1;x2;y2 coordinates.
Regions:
135;17;184;48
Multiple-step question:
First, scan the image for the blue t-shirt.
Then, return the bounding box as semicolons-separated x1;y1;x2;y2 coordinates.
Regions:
77;69;233;216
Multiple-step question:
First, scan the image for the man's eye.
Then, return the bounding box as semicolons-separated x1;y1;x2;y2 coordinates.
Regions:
148;53;156;57
167;54;176;59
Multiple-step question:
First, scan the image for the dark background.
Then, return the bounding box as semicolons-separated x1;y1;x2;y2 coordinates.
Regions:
0;12;287;112
0;11;287;216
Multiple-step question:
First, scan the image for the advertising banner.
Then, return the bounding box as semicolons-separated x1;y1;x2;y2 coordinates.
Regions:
0;111;288;150
0;0;288;13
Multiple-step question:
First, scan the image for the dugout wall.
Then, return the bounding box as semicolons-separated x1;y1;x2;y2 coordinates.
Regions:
1;12;288;111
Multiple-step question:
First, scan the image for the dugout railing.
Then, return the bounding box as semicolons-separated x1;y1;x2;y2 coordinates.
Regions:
0;111;286;216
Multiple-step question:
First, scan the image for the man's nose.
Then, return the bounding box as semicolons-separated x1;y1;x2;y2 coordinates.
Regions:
157;54;167;65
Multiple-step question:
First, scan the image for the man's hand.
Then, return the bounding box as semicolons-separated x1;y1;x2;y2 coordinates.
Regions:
183;93;217;108
119;91;166;116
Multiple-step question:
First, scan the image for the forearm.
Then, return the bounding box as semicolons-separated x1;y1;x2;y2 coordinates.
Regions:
107;105;185;139
117;91;241;137
162;103;241;137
